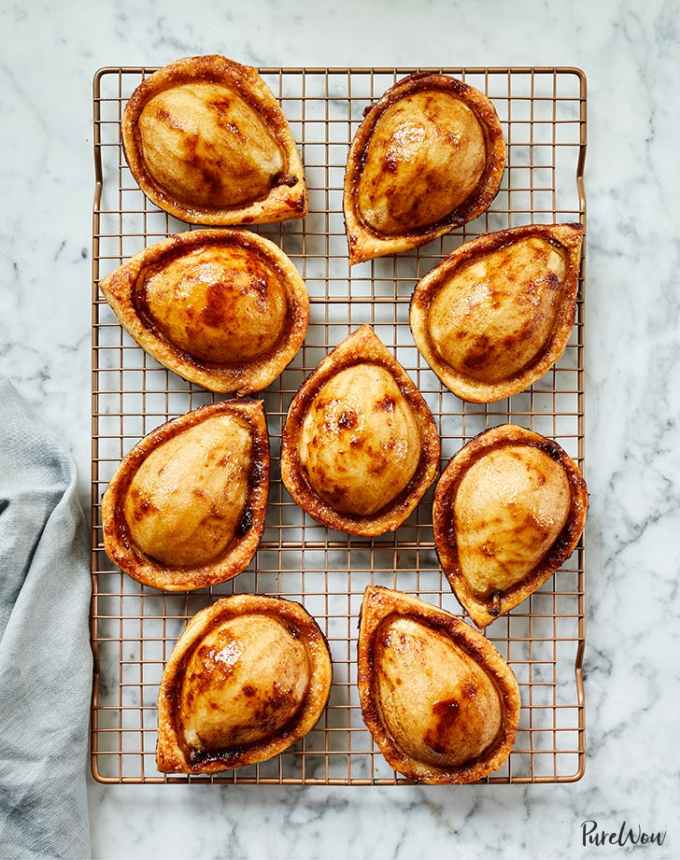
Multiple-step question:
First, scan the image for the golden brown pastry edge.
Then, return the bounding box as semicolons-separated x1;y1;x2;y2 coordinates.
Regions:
343;72;506;264
156;594;332;773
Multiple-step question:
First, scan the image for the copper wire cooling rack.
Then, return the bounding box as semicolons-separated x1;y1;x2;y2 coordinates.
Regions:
90;66;587;784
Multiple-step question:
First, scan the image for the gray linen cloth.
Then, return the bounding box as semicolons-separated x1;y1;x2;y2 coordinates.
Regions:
0;380;92;860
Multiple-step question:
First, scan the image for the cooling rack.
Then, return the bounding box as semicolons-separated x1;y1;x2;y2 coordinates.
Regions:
90;66;587;784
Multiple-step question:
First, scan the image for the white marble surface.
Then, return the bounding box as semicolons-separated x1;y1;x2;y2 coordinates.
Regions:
2;0;680;857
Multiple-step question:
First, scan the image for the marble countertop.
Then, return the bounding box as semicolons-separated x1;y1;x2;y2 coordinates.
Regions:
2;0;679;857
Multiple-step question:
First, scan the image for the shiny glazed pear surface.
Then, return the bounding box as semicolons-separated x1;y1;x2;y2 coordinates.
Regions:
124;414;252;566
138;83;284;209
144;244;287;364
454;444;571;595
180;614;310;751
358;92;486;235
428;238;566;384
298;364;421;516
375;616;501;767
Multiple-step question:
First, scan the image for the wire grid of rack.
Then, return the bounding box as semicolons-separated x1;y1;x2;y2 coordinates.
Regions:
90;66;587;785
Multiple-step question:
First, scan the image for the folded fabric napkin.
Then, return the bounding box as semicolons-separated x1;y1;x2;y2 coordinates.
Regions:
0;380;92;860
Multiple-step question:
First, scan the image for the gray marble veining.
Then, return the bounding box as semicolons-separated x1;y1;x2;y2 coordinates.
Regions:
1;0;679;857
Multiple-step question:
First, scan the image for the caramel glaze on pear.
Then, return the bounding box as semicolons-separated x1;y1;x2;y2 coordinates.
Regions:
357;91;487;236
344;73;505;263
100;230;309;395
298;363;422;517
410;224;584;403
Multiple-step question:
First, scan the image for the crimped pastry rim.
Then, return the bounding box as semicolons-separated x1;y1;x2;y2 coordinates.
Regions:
156;594;332;773
344;73;505;264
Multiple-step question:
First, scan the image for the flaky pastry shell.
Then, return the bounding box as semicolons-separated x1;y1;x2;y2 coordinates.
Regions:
344;73;505;263
157;595;332;773
102;400;269;591
280;325;440;536
433;425;588;627
358;586;520;783
410;224;584;403
122;55;307;225
100;229;308;395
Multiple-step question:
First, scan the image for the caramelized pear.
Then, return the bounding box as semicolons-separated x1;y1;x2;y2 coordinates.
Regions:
139;85;283;211
410;224;584;402
180;615;309;750
433;425;588;627
358;586;520;783
122;55;307;225
375;616;502;767
102;401;269;591
123;414;251;567
455;445;571;596
344;73;505;263
298;364;421;517
281;325;440;536
358;93;486;236
100;229;308;395
157;595;332;773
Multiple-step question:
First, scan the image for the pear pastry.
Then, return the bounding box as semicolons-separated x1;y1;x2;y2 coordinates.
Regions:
122;55;307;224
344;73;505;263
100;229;309;395
410;224;584;403
280;325;440;536
433;425;588;627
102;401;269;591
358;586;520;784
157;595;332;773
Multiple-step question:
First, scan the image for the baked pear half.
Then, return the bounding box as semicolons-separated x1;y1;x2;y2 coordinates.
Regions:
280;325;440;536
410;223;584;403
433;425;588;628
122;55;307;224
358;586;520;784
102;401;269;591
157;595;331;773
100;229;309;395
344;73;505;263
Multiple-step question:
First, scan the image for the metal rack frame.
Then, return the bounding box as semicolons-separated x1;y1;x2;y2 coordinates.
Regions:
90;65;587;784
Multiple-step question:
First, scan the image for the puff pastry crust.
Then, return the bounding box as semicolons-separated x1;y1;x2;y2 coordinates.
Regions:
280;325;440;536
157;595;332;773
344;73;505;264
433;425;588;627
100;229;309;395
122;55;307;225
358;586;520;783
102;401;269;591
410;223;584;403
